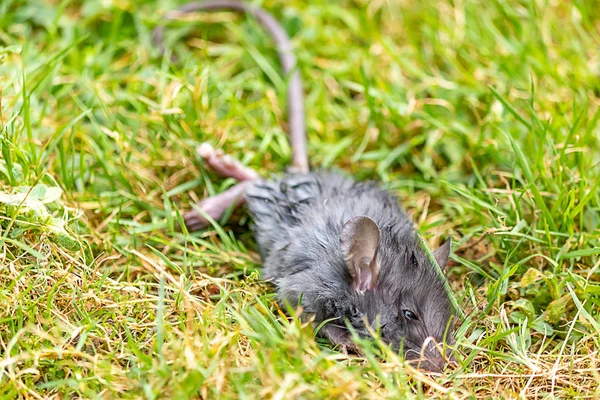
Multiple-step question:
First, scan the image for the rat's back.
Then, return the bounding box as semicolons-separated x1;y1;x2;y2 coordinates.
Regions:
245;171;414;282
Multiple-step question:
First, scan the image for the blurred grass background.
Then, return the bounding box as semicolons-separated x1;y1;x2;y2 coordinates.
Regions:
1;0;599;398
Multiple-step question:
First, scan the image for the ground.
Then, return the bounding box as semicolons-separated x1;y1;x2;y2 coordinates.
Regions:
1;0;599;398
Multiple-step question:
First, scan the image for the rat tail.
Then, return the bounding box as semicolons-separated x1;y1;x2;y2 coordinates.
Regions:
152;0;309;174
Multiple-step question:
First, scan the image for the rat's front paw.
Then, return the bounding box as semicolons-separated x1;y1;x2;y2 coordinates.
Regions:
321;324;363;356
338;341;362;356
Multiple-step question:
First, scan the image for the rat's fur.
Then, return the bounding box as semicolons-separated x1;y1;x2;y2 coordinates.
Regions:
247;171;455;368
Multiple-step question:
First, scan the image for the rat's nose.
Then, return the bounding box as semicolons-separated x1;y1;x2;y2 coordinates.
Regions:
447;351;458;365
408;339;457;372
409;356;453;373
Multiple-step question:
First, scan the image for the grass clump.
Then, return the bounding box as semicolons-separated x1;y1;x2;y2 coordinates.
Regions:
1;0;600;398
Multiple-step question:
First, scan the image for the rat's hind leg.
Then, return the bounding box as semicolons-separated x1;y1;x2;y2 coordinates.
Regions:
196;143;259;182
184;181;251;231
183;144;259;231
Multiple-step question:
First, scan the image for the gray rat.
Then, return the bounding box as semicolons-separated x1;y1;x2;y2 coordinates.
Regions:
153;0;458;372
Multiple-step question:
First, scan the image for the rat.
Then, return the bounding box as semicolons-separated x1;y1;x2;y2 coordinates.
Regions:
153;0;458;372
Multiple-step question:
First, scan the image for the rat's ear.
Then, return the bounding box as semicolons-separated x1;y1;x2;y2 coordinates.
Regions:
433;237;452;271
340;216;381;293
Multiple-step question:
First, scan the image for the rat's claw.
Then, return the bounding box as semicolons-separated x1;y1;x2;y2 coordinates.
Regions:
196;142;215;159
338;342;362;356
182;210;209;231
339;344;349;355
223;155;235;167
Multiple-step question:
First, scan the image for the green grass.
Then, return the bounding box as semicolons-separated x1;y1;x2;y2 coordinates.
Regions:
1;0;600;398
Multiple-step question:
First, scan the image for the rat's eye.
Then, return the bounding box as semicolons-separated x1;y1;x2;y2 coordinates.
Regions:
402;310;418;321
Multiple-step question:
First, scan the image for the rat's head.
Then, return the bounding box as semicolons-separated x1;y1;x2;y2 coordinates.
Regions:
335;215;457;372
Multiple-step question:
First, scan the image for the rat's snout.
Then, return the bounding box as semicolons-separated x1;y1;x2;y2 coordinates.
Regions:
408;350;457;373
408;357;447;373
447;351;458;365
407;337;457;373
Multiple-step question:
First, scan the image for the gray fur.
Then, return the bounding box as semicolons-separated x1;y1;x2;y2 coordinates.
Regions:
246;170;455;365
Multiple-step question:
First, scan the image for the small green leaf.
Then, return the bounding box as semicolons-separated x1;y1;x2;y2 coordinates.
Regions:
520;268;543;287
0;45;22;54
0;161;24;183
41;186;63;204
511;299;535;318
531;317;554;336
9;227;26;239
52;232;82;252
30;184;47;201
544;295;572;324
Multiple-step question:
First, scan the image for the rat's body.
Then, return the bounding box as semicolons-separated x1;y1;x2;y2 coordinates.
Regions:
247;172;455;365
154;1;457;372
